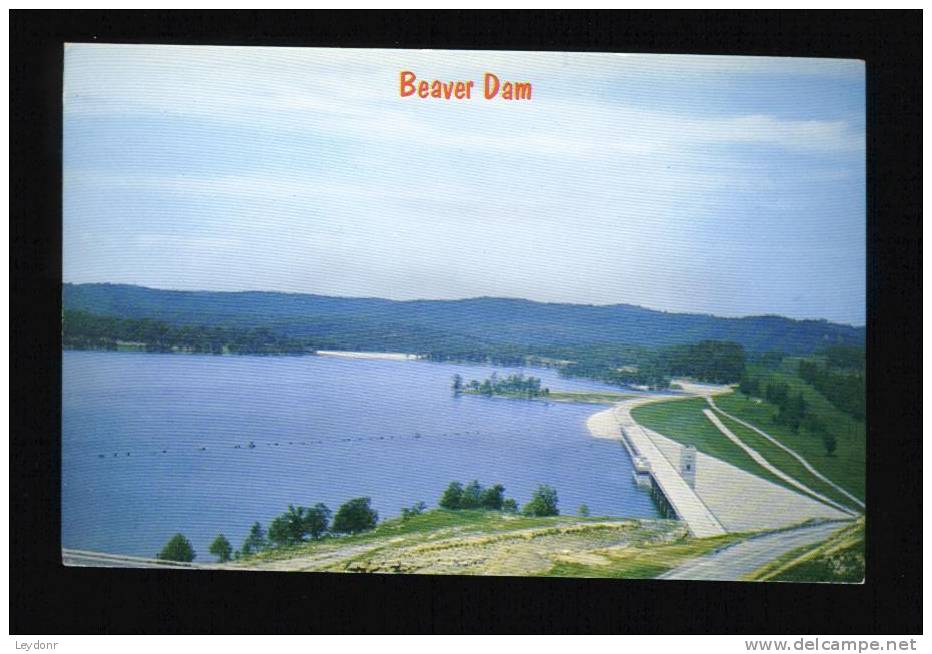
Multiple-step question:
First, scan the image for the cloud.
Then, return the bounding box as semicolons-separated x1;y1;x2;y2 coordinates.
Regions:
61;44;865;323
64;44;864;162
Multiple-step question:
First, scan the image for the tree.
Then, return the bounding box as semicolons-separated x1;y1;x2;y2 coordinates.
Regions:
822;432;838;457
268;503;331;546
739;376;759;399
241;521;268;556
502;498;519;513
209;534;233;562
766;381;790;407
439;481;464;509
661;340;746;383
803;413;826;437
777;392;808;432
480;484;505;510
460;480;483;509
523;484;559;517
304;503;331;539
451;374;464;393
332;497;379;534
158;533;196;562
578;504;590;517
268;514;294;547
401;501;427;519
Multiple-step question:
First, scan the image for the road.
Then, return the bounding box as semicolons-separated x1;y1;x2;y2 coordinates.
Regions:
658;521;847;581
62;549;209;569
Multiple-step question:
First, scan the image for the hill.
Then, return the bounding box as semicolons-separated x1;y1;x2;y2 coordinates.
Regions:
63;283;864;356
226;509;746;577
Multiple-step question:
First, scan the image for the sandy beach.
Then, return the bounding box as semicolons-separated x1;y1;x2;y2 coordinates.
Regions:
315;350;423;361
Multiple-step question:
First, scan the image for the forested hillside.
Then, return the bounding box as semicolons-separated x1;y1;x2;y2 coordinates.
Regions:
64;283;864;355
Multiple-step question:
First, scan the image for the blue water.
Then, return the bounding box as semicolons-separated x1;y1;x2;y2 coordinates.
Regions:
62;351;659;560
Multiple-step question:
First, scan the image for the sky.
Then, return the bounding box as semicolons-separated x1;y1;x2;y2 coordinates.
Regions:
63;45;865;325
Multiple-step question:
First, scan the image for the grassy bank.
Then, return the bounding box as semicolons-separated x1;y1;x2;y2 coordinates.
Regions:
713;410;860;511
228;509;756;577
632;386;863;512
744;518;865;583
715;364;864;503
631;397;798;494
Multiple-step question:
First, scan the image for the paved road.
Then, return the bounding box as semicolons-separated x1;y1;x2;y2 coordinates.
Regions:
658;521;847;581
62;549;208;569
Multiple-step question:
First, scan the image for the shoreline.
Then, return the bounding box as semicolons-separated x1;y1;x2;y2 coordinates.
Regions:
462;389;633;405
315;350;423;361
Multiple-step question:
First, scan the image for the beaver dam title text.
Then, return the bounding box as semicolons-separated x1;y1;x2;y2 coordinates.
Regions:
400;71;532;101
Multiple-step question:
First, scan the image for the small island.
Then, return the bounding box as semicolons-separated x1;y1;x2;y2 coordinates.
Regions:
453;372;549;398
452;372;631;404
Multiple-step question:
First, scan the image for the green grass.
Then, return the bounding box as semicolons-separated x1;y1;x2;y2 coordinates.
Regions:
713;411;860;511
371;508;599;536
631;397;799;494
716;365;864;502
546;391;631;404
233;508;766;578
745;518;864;583
633;393;863;513
115;342;145;352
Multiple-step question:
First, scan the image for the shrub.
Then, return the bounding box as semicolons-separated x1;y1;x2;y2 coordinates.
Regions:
401;501;427;519
332;497;379;534
460;480;483;509
480;484;505;510
269;503;332;546
439;480;509;511
523;484;559;517
439;481;464;509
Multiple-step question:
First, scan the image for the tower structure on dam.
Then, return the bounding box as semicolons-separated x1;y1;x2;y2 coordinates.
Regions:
680;445;697;488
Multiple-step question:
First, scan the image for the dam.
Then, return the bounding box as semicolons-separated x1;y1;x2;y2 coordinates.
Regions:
613;403;728;538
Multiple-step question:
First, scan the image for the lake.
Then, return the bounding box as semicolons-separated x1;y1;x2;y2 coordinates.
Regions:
62;351;660;560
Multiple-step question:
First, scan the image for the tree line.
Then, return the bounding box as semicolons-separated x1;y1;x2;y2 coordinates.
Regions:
67;309;752;396
558;359;669;390
452;372;549;398
157;496;379;563
438;480;559;517
738;376;837;456
797;357;864;422
157;482;566;562
64;310;307;355
559;340;747;389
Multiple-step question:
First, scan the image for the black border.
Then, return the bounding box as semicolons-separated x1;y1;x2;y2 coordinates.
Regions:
11;10;922;634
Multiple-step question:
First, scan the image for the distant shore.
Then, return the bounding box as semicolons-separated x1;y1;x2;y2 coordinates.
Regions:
315;350;423;361
463;389;632;405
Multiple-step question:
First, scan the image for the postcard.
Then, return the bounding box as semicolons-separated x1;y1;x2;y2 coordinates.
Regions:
62;45;865;581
